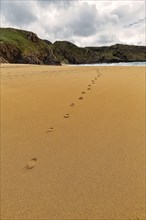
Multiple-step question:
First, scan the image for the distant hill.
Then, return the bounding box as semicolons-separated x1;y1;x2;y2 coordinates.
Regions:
53;41;146;64
0;27;146;64
86;44;146;63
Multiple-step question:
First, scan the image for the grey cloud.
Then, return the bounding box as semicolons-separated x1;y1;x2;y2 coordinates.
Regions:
126;18;145;27
1;1;145;46
1;1;37;26
70;4;98;36
112;3;144;24
112;4;127;19
37;0;74;8
97;34;119;45
43;2;98;38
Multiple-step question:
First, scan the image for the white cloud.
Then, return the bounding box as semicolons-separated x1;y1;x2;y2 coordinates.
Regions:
1;0;145;46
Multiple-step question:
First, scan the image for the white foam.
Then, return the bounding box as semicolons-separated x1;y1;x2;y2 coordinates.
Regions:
69;62;146;67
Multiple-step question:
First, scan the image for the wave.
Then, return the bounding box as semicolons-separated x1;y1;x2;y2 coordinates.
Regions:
70;62;146;67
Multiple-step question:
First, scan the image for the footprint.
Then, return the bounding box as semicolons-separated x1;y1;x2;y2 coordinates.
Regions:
88;84;91;87
70;103;75;107
87;87;91;90
96;69;99;74
82;91;86;94
78;97;83;100
47;127;54;132
64;113;70;118
95;77;97;80
25;158;37;170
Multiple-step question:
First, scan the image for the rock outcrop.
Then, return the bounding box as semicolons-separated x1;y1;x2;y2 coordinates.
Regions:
87;44;146;63
0;56;9;63
52;41;146;64
0;28;60;65
0;43;21;63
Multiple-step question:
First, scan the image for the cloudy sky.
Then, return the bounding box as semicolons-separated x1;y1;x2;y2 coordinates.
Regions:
1;0;145;47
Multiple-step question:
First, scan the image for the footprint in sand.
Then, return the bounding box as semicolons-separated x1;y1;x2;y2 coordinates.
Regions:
25;158;37;170
78;97;83;100
87;87;91;90
96;69;100;74
47;127;54;132
97;73;102;77
94;77;97;80
88;84;91;87
70;103;75;107
82;91;86;94
64;113;70;118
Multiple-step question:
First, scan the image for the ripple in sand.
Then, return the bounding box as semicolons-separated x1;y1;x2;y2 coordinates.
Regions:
25;158;37;170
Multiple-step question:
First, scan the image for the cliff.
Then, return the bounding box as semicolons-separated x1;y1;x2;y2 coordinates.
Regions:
0;28;60;65
52;41;146;64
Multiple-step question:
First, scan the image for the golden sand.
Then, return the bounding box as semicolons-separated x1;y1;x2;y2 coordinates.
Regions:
1;64;145;219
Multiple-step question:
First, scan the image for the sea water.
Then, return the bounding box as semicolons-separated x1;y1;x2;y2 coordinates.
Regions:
71;62;146;66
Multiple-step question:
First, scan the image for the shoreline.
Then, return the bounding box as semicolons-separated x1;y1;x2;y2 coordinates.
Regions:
1;60;146;67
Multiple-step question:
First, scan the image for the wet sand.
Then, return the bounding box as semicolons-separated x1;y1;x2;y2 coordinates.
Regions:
1;64;145;219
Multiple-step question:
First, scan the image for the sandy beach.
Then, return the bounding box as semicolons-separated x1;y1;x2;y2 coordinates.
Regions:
1;64;145;219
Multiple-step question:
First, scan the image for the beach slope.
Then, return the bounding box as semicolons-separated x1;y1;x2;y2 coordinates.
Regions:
1;64;145;219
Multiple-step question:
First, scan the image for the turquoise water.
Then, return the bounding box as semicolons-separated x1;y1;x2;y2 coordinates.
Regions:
71;62;146;66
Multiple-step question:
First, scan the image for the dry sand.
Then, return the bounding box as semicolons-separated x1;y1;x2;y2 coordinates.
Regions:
1;64;145;219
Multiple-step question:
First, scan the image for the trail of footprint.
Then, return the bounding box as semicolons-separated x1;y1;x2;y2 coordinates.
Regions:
26;70;104;170
96;69;102;77
51;72;99;127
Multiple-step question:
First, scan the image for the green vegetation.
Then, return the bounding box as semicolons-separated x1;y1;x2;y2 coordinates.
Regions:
52;41;146;64
87;44;146;63
0;28;50;55
52;41;86;64
0;28;59;65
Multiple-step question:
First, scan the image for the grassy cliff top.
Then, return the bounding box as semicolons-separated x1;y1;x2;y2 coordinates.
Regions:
0;28;51;55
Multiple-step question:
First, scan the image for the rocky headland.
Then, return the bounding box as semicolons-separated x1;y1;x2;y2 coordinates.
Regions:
0;28;146;65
